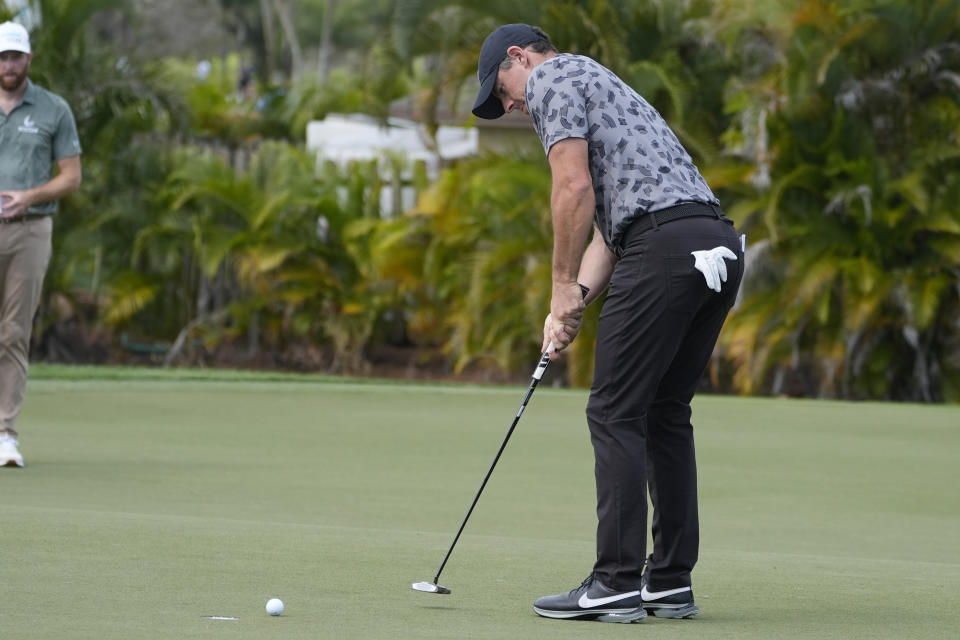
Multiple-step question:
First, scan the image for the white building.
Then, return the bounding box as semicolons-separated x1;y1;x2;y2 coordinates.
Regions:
306;114;478;217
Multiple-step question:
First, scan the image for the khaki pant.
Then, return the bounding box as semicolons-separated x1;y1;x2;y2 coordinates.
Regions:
0;216;53;437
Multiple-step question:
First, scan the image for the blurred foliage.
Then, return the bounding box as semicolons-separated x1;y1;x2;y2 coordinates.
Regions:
11;0;960;400
713;0;960;401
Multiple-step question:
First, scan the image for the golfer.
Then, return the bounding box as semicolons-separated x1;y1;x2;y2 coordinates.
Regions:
472;24;743;622
0;21;82;468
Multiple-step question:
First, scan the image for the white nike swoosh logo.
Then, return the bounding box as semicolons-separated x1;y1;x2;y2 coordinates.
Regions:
641;585;691;600
578;590;640;608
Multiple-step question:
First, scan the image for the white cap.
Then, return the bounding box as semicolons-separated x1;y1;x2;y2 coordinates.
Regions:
0;21;31;54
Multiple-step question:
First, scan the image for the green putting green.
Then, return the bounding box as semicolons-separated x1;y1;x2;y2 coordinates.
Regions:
2;365;958;639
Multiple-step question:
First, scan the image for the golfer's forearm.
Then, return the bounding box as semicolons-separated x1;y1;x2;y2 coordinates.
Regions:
576;230;615;306
25;178;76;206
24;157;82;207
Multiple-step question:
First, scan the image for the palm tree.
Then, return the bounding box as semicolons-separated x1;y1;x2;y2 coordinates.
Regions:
362;150;555;377
105;141;354;364
716;0;960;400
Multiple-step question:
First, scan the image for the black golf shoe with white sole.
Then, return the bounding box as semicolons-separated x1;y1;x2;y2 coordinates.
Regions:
532;575;646;623
640;576;701;618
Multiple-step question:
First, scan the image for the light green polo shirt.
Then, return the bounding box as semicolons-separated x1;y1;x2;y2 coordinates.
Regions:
0;79;82;215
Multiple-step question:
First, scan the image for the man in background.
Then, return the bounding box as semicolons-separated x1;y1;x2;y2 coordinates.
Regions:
472;24;743;623
0;21;82;468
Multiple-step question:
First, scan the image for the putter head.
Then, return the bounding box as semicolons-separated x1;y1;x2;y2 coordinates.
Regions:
411;581;451;594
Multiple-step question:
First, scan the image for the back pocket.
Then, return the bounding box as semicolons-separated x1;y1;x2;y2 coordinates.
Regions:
664;253;703;314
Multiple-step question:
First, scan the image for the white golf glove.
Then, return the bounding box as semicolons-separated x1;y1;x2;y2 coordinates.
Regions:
691;246;738;292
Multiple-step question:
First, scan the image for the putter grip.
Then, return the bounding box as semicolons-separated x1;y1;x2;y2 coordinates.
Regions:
533;342;553;381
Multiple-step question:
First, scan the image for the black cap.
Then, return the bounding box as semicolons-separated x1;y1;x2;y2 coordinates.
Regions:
472;24;542;120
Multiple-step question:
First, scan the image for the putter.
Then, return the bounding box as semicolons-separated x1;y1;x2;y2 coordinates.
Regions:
412;341;555;595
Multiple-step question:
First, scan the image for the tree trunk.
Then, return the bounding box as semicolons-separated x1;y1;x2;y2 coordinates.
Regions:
259;0;276;81
317;0;338;84
272;0;303;79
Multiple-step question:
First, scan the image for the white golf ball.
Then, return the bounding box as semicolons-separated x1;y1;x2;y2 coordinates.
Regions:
266;598;284;616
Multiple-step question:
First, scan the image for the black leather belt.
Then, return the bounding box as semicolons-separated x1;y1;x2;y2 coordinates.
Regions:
615;201;724;258
0;214;46;224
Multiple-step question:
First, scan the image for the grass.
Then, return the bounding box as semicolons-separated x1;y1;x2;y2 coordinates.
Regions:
2;364;959;639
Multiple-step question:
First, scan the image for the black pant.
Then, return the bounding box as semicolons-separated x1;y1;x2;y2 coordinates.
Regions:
586;210;743;592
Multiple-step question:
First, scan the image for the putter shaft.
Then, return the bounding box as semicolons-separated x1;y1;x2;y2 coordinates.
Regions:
430;343;553;586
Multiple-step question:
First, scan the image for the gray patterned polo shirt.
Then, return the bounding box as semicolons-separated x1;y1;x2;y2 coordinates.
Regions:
527;54;718;250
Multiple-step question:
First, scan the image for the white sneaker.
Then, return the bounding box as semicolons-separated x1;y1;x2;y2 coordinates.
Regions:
0;433;24;468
